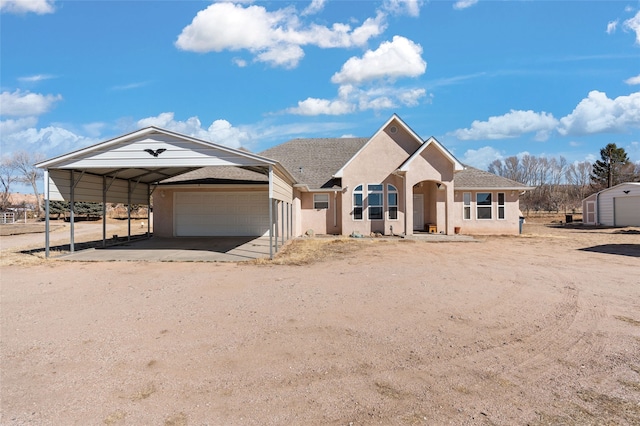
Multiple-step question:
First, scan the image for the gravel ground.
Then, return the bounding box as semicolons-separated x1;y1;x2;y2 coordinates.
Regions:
1;223;639;425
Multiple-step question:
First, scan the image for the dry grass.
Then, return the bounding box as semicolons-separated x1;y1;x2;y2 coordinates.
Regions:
0;250;48;267
253;237;377;265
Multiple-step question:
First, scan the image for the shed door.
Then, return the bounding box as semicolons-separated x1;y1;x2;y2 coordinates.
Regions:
174;192;270;236
614;196;640;226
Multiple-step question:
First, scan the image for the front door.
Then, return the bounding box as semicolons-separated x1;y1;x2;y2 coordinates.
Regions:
413;194;424;231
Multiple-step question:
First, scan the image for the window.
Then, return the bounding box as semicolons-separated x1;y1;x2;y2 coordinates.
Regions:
387;184;398;220
463;192;471;220
476;192;492;219
367;184;383;220
313;193;329;209
498;192;505;219
353;185;363;220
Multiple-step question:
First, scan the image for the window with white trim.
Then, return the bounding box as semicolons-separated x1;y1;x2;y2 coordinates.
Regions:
463;192;471;220
353;185;363;220
387;184;398;220
477;192;492;219
313;193;329;209
498;192;505;219
367;184;383;220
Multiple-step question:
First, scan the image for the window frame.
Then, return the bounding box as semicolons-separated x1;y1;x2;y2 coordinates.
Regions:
497;192;505;220
313;193;329;210
387;184;398;220
476;192;492;220
353;184;363;220
367;184;384;220
463;192;471;220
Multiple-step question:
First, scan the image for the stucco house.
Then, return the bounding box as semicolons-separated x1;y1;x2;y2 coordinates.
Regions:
582;182;640;226
156;114;531;237
37;114;532;257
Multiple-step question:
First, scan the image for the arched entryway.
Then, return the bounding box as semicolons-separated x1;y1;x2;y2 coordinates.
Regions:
412;180;448;233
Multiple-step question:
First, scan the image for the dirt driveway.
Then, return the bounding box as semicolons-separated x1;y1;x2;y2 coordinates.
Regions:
1;223;639;425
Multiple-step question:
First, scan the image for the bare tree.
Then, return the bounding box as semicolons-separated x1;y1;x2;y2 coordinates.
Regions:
9;151;45;217
0;157;18;210
566;161;592;204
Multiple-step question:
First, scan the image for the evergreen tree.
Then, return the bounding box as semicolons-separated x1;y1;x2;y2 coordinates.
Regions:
590;143;635;189
48;201;103;219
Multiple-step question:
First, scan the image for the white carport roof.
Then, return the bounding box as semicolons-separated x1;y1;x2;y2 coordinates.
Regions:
36;126;294;188
36;126;297;259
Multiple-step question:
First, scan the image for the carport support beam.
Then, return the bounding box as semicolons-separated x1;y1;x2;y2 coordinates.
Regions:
44;170;50;258
274;199;279;253
70;170;75;253
102;176;107;248
127;180;131;241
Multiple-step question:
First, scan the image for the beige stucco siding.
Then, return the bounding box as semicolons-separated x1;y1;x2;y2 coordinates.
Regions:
453;190;521;235
340;125;418;236
299;191;342;235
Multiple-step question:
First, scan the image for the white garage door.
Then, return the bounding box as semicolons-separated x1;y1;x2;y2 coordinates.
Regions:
614;196;640;226
175;192;270;236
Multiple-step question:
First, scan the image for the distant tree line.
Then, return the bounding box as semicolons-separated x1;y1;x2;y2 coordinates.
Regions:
488;143;640;214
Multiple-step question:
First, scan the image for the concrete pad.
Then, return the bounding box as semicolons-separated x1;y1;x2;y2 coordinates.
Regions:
58;236;272;262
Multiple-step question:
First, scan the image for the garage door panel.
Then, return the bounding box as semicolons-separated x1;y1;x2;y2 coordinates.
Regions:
174;191;269;236
615;196;640;226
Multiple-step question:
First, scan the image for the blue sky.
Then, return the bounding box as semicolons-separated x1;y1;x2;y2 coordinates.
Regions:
2;0;640;183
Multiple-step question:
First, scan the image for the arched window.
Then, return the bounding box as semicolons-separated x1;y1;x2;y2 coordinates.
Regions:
353;185;363;220
367;184;384;220
387;184;398;220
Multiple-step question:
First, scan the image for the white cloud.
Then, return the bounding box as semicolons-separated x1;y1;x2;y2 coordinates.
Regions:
0;116;38;134
0;90;62;117
110;81;149;91
287;84;426;116
558;90;640;135
18;74;55;83
624;10;640;44
383;0;423;17
453;110;559;141
625;74;640;85
174;2;386;68
301;0;325;16
136;112;250;148
1;126;96;157
396;88;426;107
453;0;479;11
0;0;54;14
461;146;503;170
233;58;248;68
331;36;426;85
287;98;355;116
606;20;618;34
255;44;305;69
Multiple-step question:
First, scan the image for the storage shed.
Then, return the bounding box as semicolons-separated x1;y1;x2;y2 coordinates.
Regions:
582;182;640;226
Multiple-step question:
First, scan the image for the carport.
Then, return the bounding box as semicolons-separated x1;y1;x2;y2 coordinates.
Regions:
36;127;296;260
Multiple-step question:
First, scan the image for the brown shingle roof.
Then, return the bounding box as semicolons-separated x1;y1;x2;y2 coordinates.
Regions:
161;166;268;185
454;166;530;189
260;138;369;189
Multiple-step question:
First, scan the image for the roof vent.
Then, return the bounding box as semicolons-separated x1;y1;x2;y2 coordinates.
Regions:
389;126;398;134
